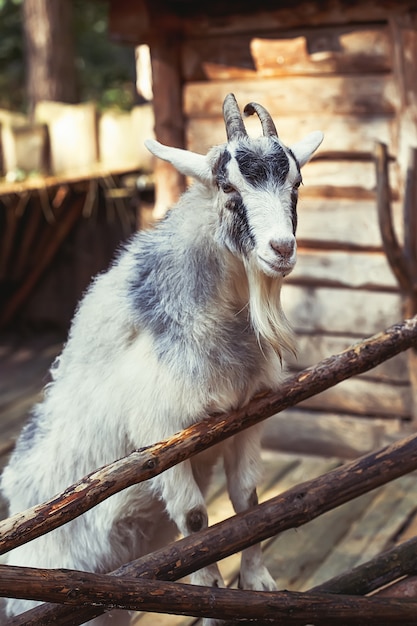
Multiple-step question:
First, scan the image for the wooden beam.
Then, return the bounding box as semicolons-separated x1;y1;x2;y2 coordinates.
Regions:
149;29;186;217
9;425;417;625
375;142;417;424
108;0;150;45
375;142;411;293
4;565;417;625
311;535;417;596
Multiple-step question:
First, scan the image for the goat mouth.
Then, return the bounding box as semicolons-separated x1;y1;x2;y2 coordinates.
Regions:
258;255;295;277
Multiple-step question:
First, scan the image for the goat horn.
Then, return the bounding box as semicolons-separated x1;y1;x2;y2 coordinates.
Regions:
243;102;278;137
223;93;248;141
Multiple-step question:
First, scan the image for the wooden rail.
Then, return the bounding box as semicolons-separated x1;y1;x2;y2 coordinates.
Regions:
1;316;417;624
375;142;417;422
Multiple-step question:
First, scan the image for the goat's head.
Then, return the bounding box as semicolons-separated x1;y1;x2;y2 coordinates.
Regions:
145;93;323;279
145;95;323;354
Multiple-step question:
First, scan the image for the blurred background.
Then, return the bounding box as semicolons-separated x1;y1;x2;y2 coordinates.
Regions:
0;0;416;503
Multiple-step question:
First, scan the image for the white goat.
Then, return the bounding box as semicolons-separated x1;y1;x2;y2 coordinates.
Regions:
1;93;323;625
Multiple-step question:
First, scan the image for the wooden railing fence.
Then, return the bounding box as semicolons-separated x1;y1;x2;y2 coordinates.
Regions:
0;316;417;624
376;142;417;422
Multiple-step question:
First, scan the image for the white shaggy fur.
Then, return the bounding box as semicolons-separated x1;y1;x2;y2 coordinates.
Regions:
1;94;322;625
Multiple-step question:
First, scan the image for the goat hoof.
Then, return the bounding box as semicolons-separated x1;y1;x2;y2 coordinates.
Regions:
239;565;277;591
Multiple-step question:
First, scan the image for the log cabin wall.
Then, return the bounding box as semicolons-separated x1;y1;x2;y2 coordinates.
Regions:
109;0;417;455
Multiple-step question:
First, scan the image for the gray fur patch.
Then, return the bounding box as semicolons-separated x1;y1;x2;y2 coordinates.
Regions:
290;188;298;234
128;221;221;339
213;148;232;188
235;141;290;187
213;148;255;257
224;194;255;255
126;213;261;388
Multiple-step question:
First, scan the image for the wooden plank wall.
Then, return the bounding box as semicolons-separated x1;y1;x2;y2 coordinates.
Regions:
180;20;412;446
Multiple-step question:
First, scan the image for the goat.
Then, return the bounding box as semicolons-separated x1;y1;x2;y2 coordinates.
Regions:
1;93;323;625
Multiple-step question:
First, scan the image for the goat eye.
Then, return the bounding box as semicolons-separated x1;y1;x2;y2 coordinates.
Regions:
294;180;302;189
221;183;236;194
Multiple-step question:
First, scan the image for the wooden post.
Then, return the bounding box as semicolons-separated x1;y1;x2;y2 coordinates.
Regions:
402;146;417;317
148;22;185;218
109;0;185;219
390;13;417;189
375;143;417;423
403;146;417;422
388;13;417;423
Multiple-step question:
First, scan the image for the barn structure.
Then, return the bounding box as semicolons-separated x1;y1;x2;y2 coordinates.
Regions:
1;0;416;458
108;0;417;457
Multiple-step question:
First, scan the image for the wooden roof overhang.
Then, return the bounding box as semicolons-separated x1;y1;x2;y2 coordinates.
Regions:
108;0;417;45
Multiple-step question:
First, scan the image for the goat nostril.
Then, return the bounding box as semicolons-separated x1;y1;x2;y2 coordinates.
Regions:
269;239;295;258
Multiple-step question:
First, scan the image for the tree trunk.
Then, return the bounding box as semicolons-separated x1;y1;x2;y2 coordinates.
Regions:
22;0;78;112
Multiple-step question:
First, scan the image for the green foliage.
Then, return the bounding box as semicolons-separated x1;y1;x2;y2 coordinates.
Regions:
0;0;137;113
0;0;25;111
73;0;137;111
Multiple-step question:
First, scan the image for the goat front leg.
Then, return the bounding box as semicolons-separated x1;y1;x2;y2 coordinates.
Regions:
224;427;277;591
152;459;225;588
153;461;225;626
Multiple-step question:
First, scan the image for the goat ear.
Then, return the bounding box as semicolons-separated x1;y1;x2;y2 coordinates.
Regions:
145;139;212;183
290;131;324;168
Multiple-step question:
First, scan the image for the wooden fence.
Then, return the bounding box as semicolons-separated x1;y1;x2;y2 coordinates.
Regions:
0;316;417;624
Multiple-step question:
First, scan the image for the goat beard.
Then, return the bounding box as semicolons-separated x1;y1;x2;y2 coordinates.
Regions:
244;257;296;360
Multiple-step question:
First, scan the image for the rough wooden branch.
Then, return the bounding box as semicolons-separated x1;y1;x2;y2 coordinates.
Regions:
403;145;417;320
375;142;411;293
1;316;417;557
403;147;417;282
311;535;417;595
377;142;417;421
4;565;417;626
10;427;417;625
375;142;403;271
